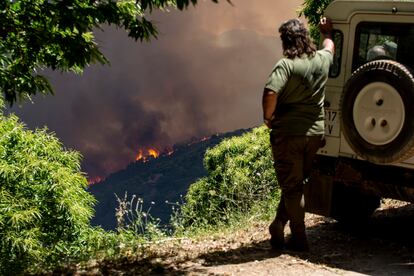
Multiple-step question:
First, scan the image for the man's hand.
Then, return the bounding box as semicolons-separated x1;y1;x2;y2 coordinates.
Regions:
319;17;335;54
319;17;333;36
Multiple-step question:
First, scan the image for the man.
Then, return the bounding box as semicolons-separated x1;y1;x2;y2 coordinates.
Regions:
262;17;334;251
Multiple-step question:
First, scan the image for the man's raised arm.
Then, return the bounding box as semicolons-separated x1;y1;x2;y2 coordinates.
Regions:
320;17;334;54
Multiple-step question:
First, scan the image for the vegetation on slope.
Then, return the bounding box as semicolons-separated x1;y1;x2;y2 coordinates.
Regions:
89;129;249;230
0;96;166;274
0;97;95;273
174;126;280;232
0;102;277;274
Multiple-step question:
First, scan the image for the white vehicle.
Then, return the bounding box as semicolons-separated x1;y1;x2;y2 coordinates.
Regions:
306;0;414;222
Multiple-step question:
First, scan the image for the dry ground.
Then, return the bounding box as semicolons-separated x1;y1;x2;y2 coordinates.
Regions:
79;199;414;275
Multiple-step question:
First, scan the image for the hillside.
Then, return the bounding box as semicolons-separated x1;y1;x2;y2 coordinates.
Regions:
88;128;250;230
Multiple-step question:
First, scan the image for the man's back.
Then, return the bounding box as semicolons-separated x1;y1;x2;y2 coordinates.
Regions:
265;49;333;135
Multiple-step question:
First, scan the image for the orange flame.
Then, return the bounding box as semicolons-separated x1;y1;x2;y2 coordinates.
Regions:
89;176;104;185
148;148;160;158
136;149;144;161
136;147;160;162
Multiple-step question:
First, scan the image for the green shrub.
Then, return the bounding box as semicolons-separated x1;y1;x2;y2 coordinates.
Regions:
299;0;334;41
175;127;280;230
0;99;95;274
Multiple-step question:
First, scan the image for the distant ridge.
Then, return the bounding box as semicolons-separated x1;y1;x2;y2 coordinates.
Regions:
88;128;250;230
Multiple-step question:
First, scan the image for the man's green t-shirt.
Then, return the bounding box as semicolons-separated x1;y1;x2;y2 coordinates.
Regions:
265;49;333;136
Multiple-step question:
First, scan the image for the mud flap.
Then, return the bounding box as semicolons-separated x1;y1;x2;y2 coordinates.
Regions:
304;172;334;217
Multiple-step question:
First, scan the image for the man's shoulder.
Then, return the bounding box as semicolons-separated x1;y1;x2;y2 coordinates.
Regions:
268;58;294;76
274;57;294;71
276;57;293;66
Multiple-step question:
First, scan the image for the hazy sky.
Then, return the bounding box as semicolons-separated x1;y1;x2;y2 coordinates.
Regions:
9;0;303;180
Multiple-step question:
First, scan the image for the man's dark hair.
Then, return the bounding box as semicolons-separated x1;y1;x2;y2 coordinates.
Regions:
279;19;316;59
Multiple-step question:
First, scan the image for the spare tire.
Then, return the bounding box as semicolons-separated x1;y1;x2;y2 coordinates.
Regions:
341;60;414;164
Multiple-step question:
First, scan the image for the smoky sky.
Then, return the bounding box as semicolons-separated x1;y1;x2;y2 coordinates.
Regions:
8;0;303;179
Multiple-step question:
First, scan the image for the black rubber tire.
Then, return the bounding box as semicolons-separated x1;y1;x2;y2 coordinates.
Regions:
330;181;380;225
341;60;414;164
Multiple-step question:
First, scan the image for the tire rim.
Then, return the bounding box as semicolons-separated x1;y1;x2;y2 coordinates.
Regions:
353;82;405;146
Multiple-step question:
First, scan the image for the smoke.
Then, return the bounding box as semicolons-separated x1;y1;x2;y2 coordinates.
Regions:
9;0;302;178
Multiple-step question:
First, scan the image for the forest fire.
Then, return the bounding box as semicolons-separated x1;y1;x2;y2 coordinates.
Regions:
89;133;215;186
136;148;160;162
135;146;177;163
148;148;160;158
89;176;104;185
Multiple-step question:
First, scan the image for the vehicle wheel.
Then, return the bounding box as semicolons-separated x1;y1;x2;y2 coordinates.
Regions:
341;60;414;163
330;181;380;224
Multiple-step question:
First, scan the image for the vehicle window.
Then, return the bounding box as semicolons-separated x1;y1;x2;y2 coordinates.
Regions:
353;22;414;71
329;30;343;78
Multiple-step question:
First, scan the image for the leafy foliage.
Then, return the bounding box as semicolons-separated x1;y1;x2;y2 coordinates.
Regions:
299;0;334;41
174;127;279;229
0;98;96;273
0;0;229;105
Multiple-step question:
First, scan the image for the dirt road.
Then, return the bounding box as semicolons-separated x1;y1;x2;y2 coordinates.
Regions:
86;200;414;275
